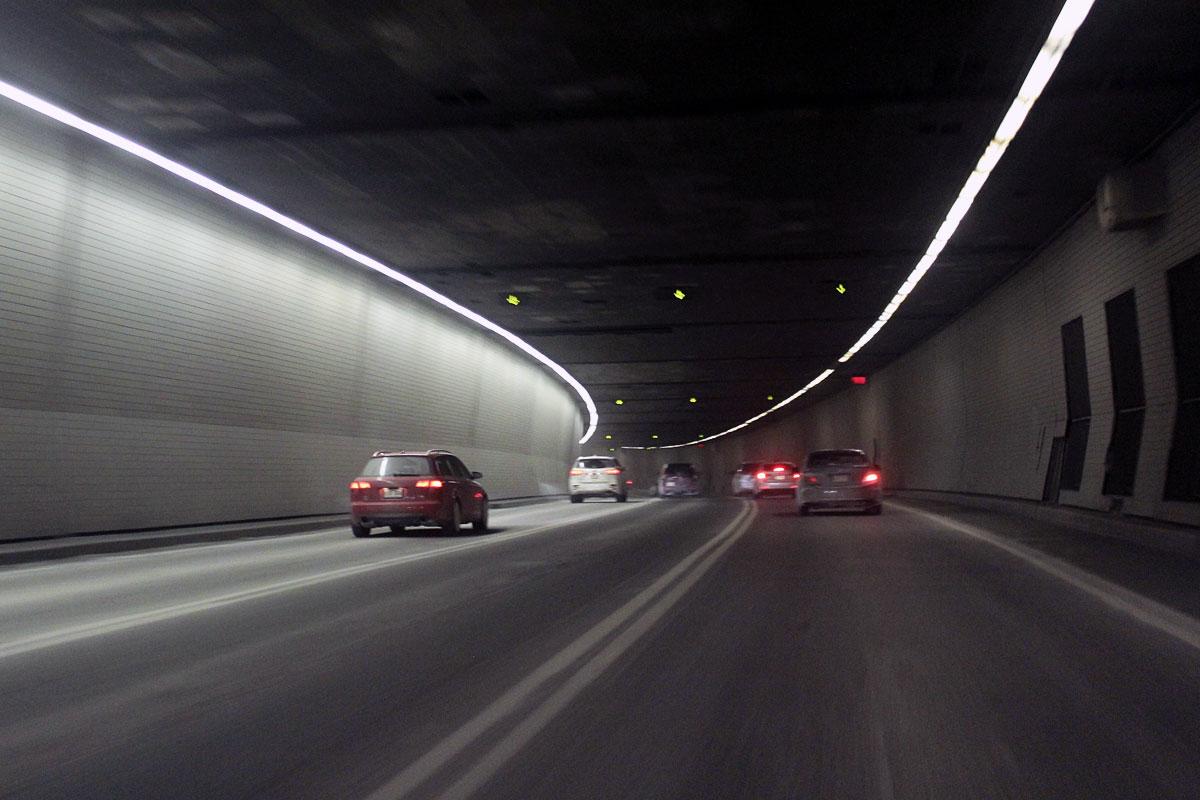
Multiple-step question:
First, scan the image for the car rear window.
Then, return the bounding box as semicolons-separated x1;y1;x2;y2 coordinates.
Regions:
361;456;431;477
805;451;869;468
576;458;617;469
664;463;696;476
766;463;798;472
738;462;761;472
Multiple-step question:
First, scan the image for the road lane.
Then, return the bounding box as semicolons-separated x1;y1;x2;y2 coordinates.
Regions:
0;497;747;799
454;499;1200;800
2;497;1199;800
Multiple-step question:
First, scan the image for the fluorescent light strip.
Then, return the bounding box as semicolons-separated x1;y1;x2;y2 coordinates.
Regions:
626;0;1096;452
838;0;1095;363
0;79;599;444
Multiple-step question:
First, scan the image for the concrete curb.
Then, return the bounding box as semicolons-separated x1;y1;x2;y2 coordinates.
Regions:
892;490;1200;560
0;495;572;566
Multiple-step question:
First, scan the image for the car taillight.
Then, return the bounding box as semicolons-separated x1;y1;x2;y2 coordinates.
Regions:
604;468;622;475
772;466;785;472
415;479;444;488
569;468;585;476
625;479;634;485
862;471;880;485
756;471;767;480
349;481;371;490
805;475;820;485
792;473;801;479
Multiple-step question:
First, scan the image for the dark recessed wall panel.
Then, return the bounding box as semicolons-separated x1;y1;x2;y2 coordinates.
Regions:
1165;255;1200;502
1060;316;1090;492
1102;289;1145;497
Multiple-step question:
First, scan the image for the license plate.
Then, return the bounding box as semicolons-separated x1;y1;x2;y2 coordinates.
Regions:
832;475;849;485
383;488;406;498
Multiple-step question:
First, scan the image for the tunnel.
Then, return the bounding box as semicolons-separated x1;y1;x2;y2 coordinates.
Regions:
1;2;1199;798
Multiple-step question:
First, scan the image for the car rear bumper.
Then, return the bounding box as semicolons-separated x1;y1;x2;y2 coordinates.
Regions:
799;486;881;509
570;480;624;497
755;480;797;494
352;499;444;527
659;484;699;496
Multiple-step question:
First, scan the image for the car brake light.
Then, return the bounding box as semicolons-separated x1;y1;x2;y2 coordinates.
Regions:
416;479;444;488
805;475;820;485
772;466;785;472
569;468;585;476
756;471;767;480
862;471;880;485
349;481;371;490
625;480;634;485
792;473;801;479
604;468;622;475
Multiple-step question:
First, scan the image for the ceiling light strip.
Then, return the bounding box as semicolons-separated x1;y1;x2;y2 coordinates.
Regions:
836;0;1095;363
625;0;1095;452
0;78;599;444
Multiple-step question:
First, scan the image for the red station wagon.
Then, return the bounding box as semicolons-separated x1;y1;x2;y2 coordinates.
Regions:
349;450;488;537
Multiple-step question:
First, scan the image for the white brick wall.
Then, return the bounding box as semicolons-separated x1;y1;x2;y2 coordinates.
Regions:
0;107;582;539
628;109;1200;528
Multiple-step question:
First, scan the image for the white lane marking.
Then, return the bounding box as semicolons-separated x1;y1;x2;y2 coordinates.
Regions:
890;501;1200;652
0;500;652;660
363;500;757;800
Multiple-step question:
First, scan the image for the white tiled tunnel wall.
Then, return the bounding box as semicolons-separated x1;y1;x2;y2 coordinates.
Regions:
0;108;582;540
626;109;1200;528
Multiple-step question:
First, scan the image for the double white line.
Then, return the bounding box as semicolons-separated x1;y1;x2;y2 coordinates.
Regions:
365;500;759;800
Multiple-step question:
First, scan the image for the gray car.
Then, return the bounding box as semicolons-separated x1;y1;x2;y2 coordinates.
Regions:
658;462;701;497
796;449;882;515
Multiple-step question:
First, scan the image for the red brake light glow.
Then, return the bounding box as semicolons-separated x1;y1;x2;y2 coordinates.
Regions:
349;480;371;490
756;471;767;480
772;466;786;472
569;468;585;476
415;479;444;488
851;375;868;385
805;475;820;485
862;471;880;484
604;467;623;475
792;473;801;479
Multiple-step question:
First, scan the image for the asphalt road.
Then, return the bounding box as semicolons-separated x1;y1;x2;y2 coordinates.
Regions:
2;497;1199;799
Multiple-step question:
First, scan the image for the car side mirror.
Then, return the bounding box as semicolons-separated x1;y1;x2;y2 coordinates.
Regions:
471;471;483;479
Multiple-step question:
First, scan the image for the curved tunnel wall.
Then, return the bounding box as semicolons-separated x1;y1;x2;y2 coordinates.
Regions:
0;108;583;540
628;109;1200;528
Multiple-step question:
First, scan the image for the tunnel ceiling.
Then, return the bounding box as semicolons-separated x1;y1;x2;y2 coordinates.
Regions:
1;1;1197;447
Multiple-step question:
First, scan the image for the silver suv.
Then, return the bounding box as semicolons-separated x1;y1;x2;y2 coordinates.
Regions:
796;449;882;515
569;456;630;503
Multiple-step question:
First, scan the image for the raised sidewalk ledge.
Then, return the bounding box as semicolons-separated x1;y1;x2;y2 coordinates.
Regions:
893;489;1200;560
0;495;568;566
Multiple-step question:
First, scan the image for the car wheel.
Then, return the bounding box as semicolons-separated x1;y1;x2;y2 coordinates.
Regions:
442;501;462;535
472;502;488;533
570;494;583;504
868;504;883;516
351;522;371;538
617;493;628;503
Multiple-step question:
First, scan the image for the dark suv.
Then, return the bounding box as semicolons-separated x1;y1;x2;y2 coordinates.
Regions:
658;462;701;497
349;450;488;537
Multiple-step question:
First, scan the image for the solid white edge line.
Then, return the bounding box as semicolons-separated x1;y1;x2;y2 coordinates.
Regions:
363;500;757;800
626;0;1097;451
0;78;599;445
0;500;651;659
890;500;1200;652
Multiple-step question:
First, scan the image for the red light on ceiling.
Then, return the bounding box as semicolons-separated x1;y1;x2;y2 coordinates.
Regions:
851;375;868;385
